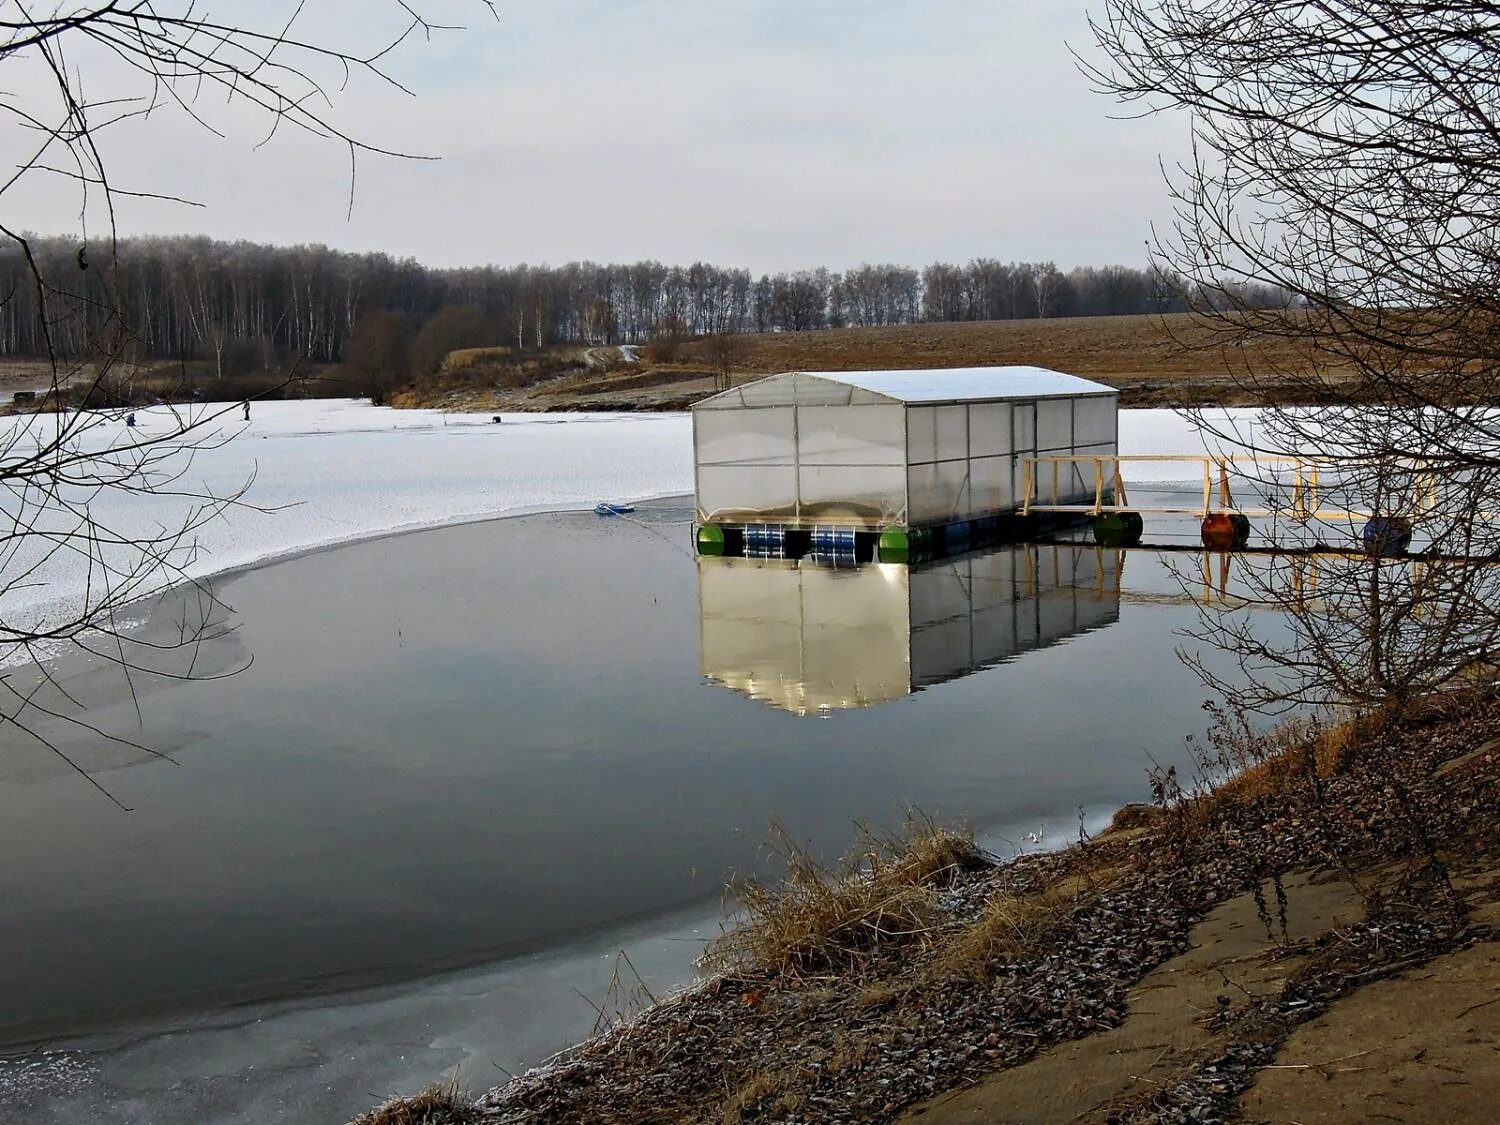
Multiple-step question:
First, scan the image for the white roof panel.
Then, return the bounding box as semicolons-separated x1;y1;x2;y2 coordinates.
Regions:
795;366;1116;403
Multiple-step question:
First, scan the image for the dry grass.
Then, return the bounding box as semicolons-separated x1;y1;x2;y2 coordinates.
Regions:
1106;803;1166;834
1192;708;1376;826
421;312;1400;412
719;1067;813;1124
409;310;1479;411
350;1079;481;1125
701;814;990;980
391;347;589;407
932;889;1076;981
443;345;517;371
671;312;1349;385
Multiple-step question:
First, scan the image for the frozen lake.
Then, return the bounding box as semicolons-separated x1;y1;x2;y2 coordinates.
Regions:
0;404;1278;1123
0;501;1270;1123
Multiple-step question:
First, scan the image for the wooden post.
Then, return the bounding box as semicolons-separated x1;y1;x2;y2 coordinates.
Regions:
1093;458;1104;515
1201;458;1212;518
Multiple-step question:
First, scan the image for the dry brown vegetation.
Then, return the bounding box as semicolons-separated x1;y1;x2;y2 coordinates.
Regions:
0;358;345;413
395;312;1412;414
351;1080;483;1125
673;312;1333;384
389;345;594;409
700;815;990;981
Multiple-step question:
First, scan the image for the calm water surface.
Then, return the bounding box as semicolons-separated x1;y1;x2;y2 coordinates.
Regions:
0;498;1250;1041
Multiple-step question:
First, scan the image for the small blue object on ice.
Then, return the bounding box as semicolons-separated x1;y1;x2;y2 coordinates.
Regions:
594;502;635;517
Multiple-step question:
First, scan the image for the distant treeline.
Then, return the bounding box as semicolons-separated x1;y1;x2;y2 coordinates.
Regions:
0;235;1292;369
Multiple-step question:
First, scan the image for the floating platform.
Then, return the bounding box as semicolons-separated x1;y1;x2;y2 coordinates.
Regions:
695;509;1095;565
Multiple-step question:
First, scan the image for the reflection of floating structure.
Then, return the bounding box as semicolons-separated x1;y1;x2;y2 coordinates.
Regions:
692;368;1118;562
698;543;1123;715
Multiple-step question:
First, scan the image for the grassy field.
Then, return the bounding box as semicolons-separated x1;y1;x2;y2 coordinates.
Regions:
0;312;1361;414
677;313;1326;382
397;312;1360;412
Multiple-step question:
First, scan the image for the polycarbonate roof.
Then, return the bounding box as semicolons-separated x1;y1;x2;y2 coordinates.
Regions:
796;367;1116;402
696;366;1116;410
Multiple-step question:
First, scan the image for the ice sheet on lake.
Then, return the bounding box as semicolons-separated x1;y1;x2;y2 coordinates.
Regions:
0;399;1242;649
0;401;693;642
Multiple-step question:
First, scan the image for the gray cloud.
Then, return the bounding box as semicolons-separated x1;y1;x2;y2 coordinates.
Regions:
2;0;1187;272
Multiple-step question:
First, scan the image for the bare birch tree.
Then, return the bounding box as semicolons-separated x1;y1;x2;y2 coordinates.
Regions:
0;2;492;796
1084;0;1500;716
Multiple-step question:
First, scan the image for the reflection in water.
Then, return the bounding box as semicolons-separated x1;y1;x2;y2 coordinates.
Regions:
698;543;1124;715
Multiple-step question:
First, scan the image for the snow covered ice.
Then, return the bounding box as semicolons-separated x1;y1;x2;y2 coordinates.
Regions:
0;400;694;644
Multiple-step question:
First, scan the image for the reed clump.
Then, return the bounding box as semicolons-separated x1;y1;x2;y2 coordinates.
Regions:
350;1079;481;1125
701;814;990;980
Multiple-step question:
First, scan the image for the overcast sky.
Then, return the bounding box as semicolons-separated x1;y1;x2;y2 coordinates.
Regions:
2;0;1187;273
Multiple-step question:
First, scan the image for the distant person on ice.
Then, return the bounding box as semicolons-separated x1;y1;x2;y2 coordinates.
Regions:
243;401;250;422
125;413;136;428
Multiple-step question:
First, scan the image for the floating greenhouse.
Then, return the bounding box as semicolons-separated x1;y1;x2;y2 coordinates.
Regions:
691;367;1118;561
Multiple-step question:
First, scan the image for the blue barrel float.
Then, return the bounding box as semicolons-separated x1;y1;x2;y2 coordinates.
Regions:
743;523;789;559
1362;516;1413;556
1092;511;1144;547
809;526;858;567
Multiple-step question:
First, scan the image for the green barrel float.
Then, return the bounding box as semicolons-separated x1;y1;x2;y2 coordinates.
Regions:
696;523;727;556
908;527;935;562
877;527;935;564
877;528;909;564
1092;511;1143;547
1200;512;1251;550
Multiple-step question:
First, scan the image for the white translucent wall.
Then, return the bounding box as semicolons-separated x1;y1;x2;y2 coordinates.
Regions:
906;401;1027;526
695;405;799;523
695;373;907;524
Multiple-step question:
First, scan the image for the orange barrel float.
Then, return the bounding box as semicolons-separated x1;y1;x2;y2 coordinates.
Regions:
1092;511;1144;547
1200;512;1251;549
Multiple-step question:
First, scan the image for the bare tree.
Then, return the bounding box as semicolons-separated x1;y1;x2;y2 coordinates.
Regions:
343;309;411;405
1083;0;1500;718
0;2;492;796
703;326;747;392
